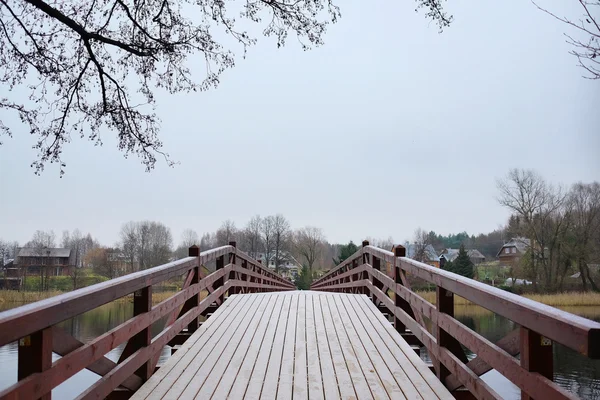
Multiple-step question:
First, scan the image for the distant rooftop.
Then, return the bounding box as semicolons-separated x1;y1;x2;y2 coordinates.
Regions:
17;247;71;258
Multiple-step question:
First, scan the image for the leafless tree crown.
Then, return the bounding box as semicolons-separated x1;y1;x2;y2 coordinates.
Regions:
0;0;451;174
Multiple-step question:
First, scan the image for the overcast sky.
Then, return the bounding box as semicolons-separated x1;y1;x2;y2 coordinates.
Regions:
0;0;598;247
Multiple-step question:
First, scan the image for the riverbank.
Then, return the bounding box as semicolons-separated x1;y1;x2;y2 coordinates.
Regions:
2;289;600;310
416;290;600;307
0;289;190;309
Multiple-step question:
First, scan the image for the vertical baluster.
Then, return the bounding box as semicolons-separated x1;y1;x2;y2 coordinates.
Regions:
133;286;152;380
362;240;371;297
215;251;225;304
436;286;453;382
393;246;406;334
520;327;553;400
229;241;237;295
18;328;53;400
187;245;200;332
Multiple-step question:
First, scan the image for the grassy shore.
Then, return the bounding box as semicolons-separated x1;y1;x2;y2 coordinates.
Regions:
2;289;600;310
0;289;188;308
415;290;600;307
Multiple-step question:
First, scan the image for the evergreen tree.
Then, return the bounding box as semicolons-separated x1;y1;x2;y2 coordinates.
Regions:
294;265;313;290
451;244;475;279
333;241;359;265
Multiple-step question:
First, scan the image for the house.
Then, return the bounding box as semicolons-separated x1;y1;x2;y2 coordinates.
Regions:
15;247;74;276
496;237;530;265
439;248;486;268
256;252;302;278
0;259;20;290
406;244;440;268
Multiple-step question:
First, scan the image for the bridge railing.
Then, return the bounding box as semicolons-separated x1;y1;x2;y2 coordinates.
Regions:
0;242;294;400
311;241;600;400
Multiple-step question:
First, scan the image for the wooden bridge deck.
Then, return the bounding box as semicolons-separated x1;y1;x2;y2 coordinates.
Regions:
132;291;452;400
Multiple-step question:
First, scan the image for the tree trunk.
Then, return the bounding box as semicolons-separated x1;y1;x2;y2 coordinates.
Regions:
579;258;588;291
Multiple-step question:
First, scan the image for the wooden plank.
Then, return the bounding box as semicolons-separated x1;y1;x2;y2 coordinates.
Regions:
192;294;272;398
335;293;411;399
255;294;293;398
345;293;432;399
292;294;308;399
312;293;341;400
325;294;386;399
350;293;453;400
232;294;286;399
211;294;278;398
319;293;358;399
163;294;262;399
277;293;299;399
130;293;246;399
305;293;324;400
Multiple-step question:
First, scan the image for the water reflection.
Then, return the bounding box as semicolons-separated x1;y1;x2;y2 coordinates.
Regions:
0;302;599;399
0;301;172;399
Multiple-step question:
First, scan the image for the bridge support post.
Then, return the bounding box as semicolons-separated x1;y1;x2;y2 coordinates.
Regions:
520;327;553;400
216;252;225;304
187;245;201;333
436;287;454;382
362;240;371;297
229;241;238;295
130;286;152;380
372;256;382;306
393;246;407;334
18;327;52;400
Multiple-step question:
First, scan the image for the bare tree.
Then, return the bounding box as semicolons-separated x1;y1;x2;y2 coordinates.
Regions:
242;215;263;259
272;214;291;273
180;229;199;248
174;229;199;258
412;228;433;263
294;226;325;271
200;232;216;250
261;216;275;268
366;236;395;251
497;169;569;291
28;230;56;291
569;182;600;291
120;221;138;273
533;1;600;79
0;0;450;174
216;220;237;246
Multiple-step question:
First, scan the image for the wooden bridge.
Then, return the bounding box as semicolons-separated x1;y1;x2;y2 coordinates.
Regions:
0;241;599;400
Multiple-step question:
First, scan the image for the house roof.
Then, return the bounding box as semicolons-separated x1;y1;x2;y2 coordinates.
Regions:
467;249;485;259
496;237;530;257
439;248;485;261
18;247;71;258
406;244;439;262
439;248;459;262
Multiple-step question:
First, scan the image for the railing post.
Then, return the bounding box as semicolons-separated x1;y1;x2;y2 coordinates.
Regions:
362;240;371;297
520;328;553;400
216;250;225;304
187;245;201;332
132;286;152;380
393;246;406;334
18;328;52;400
229;241;237;295
436;286;453;382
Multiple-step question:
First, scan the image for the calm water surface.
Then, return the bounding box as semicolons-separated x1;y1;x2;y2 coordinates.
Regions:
0;301;599;399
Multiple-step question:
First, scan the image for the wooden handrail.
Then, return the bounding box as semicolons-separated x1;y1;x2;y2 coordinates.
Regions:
311;242;600;400
0;245;293;400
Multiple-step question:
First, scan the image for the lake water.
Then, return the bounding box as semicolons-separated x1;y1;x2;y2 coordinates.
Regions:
0;301;599;399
